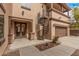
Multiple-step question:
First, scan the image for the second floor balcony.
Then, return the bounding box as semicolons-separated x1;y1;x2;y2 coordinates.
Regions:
52;3;71;16
49;10;70;23
48;3;71;23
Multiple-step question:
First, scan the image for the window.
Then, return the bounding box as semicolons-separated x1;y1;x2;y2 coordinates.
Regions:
21;3;32;10
63;12;68;15
0;15;5;46
0;15;4;39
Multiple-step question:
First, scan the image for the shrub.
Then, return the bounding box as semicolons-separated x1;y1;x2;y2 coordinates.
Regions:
52;36;59;44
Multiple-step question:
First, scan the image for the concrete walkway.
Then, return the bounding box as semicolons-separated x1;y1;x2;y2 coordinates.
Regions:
3;45;76;56
3;36;79;56
41;45;75;56
9;38;52;51
18;45;76;56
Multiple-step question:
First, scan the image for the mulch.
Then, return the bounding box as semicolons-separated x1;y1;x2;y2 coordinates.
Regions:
35;42;59;51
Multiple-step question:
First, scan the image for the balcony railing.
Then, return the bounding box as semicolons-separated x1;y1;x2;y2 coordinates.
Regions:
49;8;70;19
48;8;70;24
50;4;70;17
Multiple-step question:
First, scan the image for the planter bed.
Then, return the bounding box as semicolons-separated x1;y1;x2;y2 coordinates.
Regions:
35;42;59;51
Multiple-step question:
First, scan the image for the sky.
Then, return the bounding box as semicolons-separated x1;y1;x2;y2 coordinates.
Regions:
67;3;79;8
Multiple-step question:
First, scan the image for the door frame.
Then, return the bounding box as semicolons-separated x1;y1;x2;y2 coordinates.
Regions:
14;22;27;38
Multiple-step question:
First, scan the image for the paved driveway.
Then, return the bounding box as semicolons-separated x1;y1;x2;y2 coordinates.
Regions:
59;36;79;49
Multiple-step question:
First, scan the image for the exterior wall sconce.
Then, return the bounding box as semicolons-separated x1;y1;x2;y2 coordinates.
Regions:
22;11;24;16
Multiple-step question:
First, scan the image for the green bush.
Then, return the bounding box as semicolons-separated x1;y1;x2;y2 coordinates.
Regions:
52;36;59;43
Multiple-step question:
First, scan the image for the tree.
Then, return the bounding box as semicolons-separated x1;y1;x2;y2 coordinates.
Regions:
73;7;79;22
71;7;79;29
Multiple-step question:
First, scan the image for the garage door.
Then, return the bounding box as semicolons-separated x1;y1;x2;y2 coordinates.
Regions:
55;26;67;37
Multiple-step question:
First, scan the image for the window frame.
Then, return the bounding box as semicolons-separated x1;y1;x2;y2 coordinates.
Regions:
0;15;4;39
0;15;5;46
21;3;32;11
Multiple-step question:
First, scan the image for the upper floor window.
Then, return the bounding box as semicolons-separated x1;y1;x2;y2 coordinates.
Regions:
63;10;68;15
63;10;70;16
21;3;32;10
0;15;5;46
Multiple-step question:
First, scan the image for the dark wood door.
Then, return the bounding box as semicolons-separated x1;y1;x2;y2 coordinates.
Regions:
15;22;27;38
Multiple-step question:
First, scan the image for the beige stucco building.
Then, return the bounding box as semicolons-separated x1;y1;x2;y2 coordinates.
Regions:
0;3;71;55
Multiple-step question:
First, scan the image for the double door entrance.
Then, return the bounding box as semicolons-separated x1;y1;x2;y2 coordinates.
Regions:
15;22;27;38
